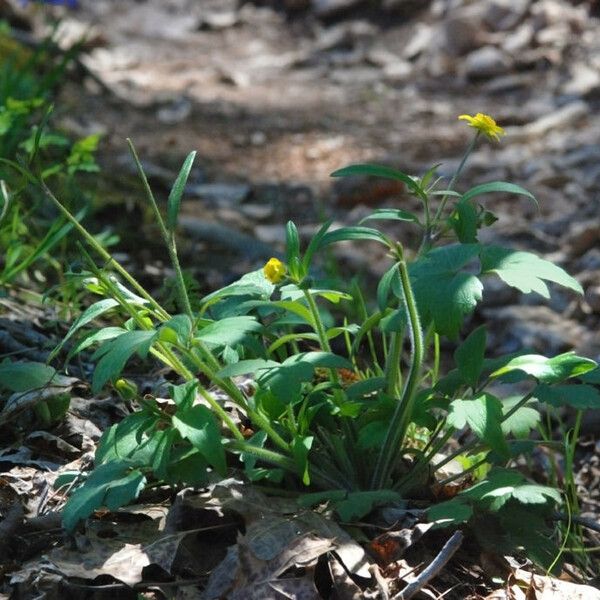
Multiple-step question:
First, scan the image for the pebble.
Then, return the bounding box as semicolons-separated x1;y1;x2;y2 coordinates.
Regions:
483;0;531;32
464;45;513;79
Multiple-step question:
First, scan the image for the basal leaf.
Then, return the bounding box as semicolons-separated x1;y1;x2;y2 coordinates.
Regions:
410;244;483;339
172;405;227;475
480;246;583;297
167;150;196;230
501;399;540;438
454;325;487;389
533;383;600;409
62;461;146;531
428;498;473;528
447;394;508;458
92;330;158;394
0;360;56;392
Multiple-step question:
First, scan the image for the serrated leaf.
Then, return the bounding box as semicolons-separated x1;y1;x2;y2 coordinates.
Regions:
172;405;226;475
501;399;540;438
410;244;483;339
454;325;486;388
92;330;158;394
480;246;583;297
360;208;421;225
447;394;508;458
0;361;56;392
330;163;424;196
491;352;597;383
533;383;600;409
167;150;196;230
428;498;473;528
461;468;560;511
461;181;538;209
62;461;146;531
195;316;261;346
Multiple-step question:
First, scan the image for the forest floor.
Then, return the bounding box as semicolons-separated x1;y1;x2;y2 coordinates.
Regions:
1;0;600;598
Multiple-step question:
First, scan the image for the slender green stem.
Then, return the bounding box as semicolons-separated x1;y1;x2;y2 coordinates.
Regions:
437;456;487;486
197;385;245;442
41;182;170;320
371;256;424;489
385;329;403;396
126;139;193;320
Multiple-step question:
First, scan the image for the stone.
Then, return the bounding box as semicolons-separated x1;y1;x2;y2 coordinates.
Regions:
311;0;365;19
185;183;251;207
441;6;487;56
464;45;512;79
483;0;530;32
561;62;600;97
563;222;600;258
402;23;433;60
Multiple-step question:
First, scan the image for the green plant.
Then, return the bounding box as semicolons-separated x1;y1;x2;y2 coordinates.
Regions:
0;24;101;289
12;113;598;569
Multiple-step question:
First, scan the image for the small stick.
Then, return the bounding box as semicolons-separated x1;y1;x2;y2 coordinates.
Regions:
393;530;464;600
554;512;600;534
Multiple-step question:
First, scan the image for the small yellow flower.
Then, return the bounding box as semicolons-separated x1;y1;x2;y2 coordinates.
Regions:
458;113;505;141
264;257;286;283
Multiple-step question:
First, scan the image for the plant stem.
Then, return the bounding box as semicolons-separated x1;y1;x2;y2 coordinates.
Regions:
41;182;170;320
126;139;193;320
371;256;424;489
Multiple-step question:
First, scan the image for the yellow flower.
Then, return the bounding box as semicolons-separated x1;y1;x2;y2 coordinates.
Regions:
458;113;505;141
264;257;286;284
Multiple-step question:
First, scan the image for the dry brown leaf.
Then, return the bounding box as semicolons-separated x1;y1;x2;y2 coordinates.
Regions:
47;520;189;586
328;554;363;600
512;568;600;600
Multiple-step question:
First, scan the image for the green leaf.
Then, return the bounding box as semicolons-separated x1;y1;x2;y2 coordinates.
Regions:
360;208;421;226
447;394;508;458
579;366;600;384
292;435;313;485
0;360;56;392
95;412;158;464
449;200;478;243
346;377;386;400
461;181;538;209
410;244;483;339
200;268;275;308
501;399;540;438
491;352;597;383
428;498;473;528
454;325;486;389
160;314;193;344
285;221;300;266
330;163;424;197
533;384;600;409
317;226;391;250
92;330;158;393
195;316;261;346
460;468;560;511
301;220;333;274
49;298;119;361
377;262;400;312
218;358;280;378
172;405;227;475
62;461;146;531
167;151;196;230
334;490;401;522
480;246;583;297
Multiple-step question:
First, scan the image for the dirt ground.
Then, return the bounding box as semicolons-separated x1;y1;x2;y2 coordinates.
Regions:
1;0;600;597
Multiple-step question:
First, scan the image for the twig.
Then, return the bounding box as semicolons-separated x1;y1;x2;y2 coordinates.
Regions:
554;512;600;534
393;530;464;600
